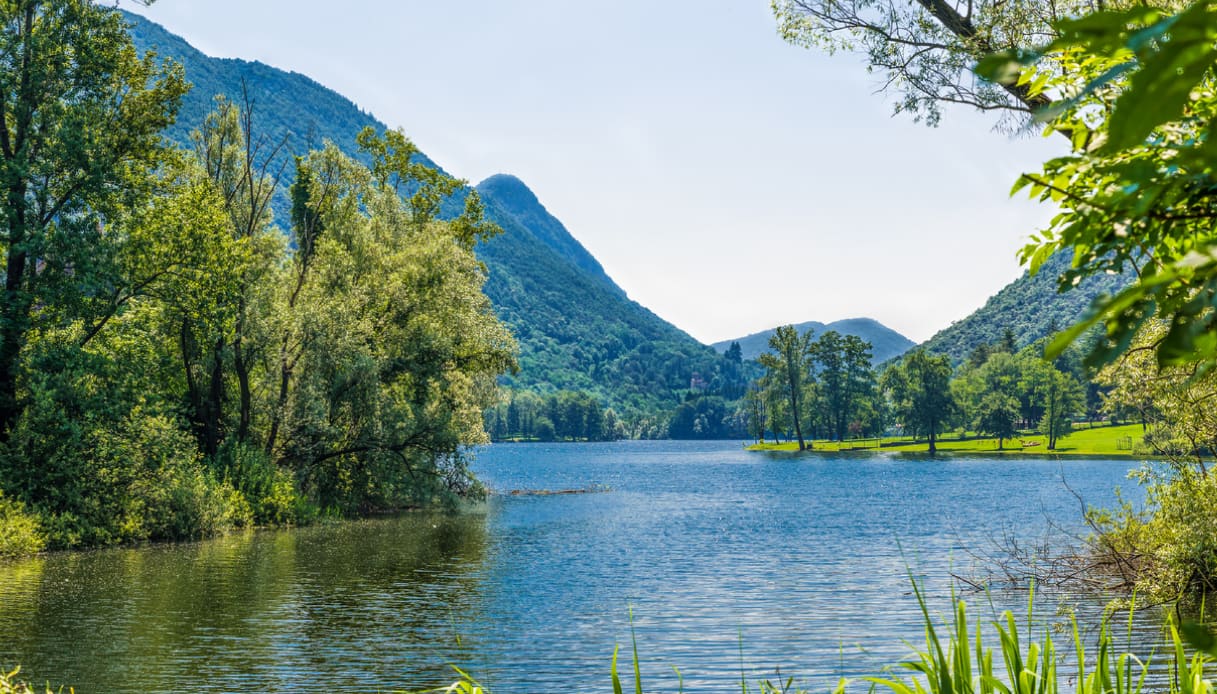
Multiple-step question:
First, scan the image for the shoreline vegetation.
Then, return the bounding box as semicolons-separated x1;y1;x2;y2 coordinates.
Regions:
747;423;1153;458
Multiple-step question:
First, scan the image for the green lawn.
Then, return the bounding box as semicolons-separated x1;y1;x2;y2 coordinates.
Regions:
748;422;1148;457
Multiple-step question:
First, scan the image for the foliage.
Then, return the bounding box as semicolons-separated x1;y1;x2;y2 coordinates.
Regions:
1098;322;1217;463
713;318;915;365
1078;324;1217;602
668;395;746;439
0;1;188;440
811;331;880;441
0;667;63;694
976;2;1217;375
417;587;1216;694
750;422;1141;454
976;392;1021;449
758;326;817;450
771;0;1095;130
921;251;1133;366
0;492;43;559
123;14;742;421
484;389;625;442
882;350;958;453
0;4;518;547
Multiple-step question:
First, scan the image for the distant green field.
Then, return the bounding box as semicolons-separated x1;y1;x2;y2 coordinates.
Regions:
748;423;1148;457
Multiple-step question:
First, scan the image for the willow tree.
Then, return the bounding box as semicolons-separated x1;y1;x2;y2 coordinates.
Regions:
273;136;515;511
0;1;186;437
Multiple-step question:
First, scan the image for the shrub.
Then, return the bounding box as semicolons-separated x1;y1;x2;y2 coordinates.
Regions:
212;441;310;526
0;492;43;559
1087;466;1217;604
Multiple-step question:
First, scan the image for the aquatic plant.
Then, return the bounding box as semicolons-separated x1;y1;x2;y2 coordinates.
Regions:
418;583;1214;694
0;667;64;694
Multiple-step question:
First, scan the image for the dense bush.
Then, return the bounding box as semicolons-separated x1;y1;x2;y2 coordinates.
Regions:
0;492;43;559
1089;467;1217;604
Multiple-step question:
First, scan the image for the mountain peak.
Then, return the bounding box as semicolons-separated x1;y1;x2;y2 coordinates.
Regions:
712;318;915;364
475;174;623;298
477;173;536;200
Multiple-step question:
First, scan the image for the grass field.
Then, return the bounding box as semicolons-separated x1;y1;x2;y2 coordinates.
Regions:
748;422;1148;457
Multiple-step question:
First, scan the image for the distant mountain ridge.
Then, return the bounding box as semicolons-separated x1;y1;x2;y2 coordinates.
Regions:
712;317;916;364
125;11;732;414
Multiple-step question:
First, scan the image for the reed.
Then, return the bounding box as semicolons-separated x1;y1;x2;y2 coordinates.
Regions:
417;583;1213;694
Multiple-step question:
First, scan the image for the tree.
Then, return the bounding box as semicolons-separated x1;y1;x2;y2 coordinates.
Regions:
976;392;1020;449
883;349;957;453
758;325;815;450
725;341;743;364
743;384;769;443
771;0;1081;130
0;1;188;437
1098;322;1217;466
1025;360;1083;450
810;331;877;441
976;2;1217;374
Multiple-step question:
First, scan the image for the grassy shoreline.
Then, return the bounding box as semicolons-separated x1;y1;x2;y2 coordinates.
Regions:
747;423;1151;457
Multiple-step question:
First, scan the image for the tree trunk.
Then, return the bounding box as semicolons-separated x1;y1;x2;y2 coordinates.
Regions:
0;181;29;439
203;338;225;458
788;380;806;451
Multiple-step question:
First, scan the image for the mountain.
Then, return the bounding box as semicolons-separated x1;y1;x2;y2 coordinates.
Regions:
125;12;734;414
712;317;916;364
476;174;623;297
919;250;1133;364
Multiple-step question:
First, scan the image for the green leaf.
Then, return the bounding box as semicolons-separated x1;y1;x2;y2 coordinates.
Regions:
1102;4;1217;152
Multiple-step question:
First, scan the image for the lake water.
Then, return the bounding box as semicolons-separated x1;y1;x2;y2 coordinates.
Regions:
0;440;1158;693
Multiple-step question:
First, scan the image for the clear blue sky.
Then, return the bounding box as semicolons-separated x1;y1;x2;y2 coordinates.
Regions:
125;0;1063;344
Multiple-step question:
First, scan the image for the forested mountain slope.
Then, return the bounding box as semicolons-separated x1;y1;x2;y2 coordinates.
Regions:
919;250;1133;363
713;317;915;364
127;12;730;414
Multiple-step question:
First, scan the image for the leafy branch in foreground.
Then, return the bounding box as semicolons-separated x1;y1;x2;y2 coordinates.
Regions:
976;2;1217;374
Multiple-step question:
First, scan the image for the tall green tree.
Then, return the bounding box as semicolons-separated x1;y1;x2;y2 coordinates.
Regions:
0;0;187;437
1027;360;1084;450
758;325;815;450
883;349;957;453
976;392;1020;450
811;331;877;441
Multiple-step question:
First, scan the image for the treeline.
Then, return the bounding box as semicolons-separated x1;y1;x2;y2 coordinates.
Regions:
0;2;513;554
749;325;1101;452
484;391;625;442
486;340;757;442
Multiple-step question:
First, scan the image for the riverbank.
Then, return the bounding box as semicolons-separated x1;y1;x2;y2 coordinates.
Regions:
748;423;1148;457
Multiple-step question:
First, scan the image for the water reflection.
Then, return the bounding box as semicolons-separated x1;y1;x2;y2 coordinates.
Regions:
0;442;1165;693
0;513;490;693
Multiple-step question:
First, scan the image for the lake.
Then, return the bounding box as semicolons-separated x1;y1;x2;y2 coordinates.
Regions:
0;440;1156;693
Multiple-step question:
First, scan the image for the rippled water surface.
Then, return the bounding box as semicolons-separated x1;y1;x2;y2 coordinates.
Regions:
0;441;1156;692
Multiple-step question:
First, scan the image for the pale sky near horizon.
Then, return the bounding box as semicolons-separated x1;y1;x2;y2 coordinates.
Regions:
123;0;1065;345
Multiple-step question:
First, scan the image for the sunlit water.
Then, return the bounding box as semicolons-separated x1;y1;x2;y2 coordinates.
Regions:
0;440;1160;693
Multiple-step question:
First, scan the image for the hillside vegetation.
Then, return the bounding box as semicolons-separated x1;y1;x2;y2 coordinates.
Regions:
127;12;740;418
920;250;1132;364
